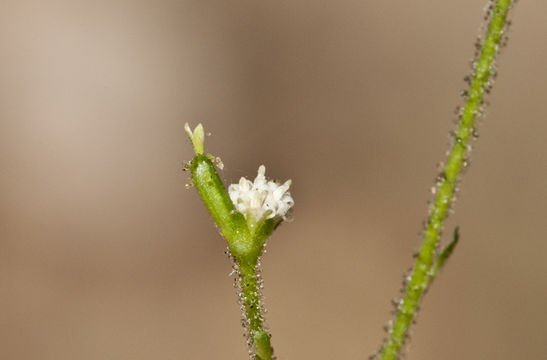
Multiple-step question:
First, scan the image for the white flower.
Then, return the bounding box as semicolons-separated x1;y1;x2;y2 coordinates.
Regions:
228;165;294;222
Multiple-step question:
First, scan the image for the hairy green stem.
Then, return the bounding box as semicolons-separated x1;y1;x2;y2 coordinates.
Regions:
379;1;512;359
239;261;274;360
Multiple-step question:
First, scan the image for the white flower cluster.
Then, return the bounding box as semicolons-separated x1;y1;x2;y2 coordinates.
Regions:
228;165;294;222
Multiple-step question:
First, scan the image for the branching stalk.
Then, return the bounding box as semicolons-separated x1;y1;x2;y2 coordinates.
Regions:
185;124;276;359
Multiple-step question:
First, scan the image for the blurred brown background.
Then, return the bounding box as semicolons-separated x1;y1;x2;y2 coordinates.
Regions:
1;1;546;359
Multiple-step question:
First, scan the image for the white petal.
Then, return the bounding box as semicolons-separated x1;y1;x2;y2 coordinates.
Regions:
228;165;294;222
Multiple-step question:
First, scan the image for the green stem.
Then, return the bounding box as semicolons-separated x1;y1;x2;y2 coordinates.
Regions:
239;260;274;360
379;1;512;359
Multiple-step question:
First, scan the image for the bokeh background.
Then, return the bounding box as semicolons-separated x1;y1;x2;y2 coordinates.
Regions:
1;1;546;359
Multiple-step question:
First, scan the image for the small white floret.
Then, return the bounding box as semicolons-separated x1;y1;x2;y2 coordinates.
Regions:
228;165;294;222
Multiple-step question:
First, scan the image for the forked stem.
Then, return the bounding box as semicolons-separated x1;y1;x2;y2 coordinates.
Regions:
185;124;276;359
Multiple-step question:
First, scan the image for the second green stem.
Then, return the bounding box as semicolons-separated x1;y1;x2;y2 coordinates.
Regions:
379;0;512;359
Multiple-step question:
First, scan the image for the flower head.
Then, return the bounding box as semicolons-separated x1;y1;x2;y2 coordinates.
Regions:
228;165;294;223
